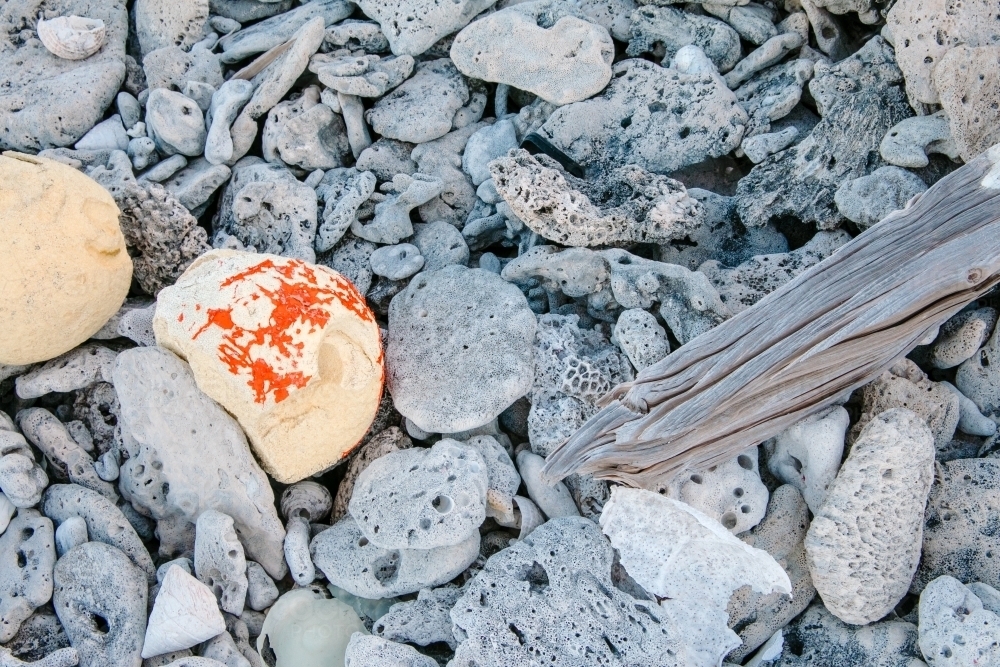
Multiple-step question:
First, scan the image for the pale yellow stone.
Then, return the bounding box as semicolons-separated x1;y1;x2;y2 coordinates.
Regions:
0;152;132;365
153;249;383;483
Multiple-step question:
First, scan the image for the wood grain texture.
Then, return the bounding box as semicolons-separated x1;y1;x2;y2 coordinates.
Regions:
544;146;1000;488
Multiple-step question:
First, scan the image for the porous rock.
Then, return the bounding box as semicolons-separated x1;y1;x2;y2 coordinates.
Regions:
880;111;960;169
343;634;436;667
461;435;520;523
516;450;580;519
736;59;815;139
154;250;383;484
14;346;115;400
145;89;207;158
1;610;72;664
53;542;147;667
664;448;769;534
218;0;351;63
373;586;462;648
315;168;377;253
370;244;424;281
311;516;479;598
613;308;669;370
918;575;1000;666
387;265;536;433
0;511;55;643
350;173;443;245
143;565;226;658
332;427;412;523
451;1;615;105
0;0;127;151
461;120;517;187
931;307;998;370
412;221;468;272
0;153;131;365
540;56;747;175
112;346;287;578
262;86;349;171
134;0;208;56
411;123;484;226
627;5;742;72
736;37;912;229
765;406;849;514
490;149;704;246
834;166;927;230
194;510;247;616
349;439;488;550
18;410;114;500
805;408;935;625
245;561;278;612
355;0;495;56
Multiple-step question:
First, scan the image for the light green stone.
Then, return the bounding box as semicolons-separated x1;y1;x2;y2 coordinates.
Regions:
258;588;368;667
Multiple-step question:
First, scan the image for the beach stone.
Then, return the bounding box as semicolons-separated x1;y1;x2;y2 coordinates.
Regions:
256;588;366;667
204;80;254;167
387;266;535;433
410;221;467;272
309;53;414;99
318;236;378;296
1;610;72;663
462;435;520;523
724;32;803;89
0;0;127;151
153;251;383;484
880;111;960;169
727;485;816;662
490;149;703;247
344;634;436;667
411;123;484;226
244;561;277;612
0;153;131;365
613;309;670;371
539;56;747;175
332;427;412;523
805;408;935;625
350;439;487;550
142;565;226;658
772;601;925;666
0;510;55;643
15;346;115;400
736;59;815;139
932;307;998;370
194;510;247;616
765;406;849;514
851;359;960;452
262;87;349;171
74;116;128;152
356;0;495;56
0;443;47;510
18;409;114;500
142;43;225;93
451;2;614;105
160;158;232;215
365;59;474;144
664;449;769;534
53;542;147;667
135;0;208;56
219;0;352;63
54;516;87;557
956;319;1000;422
742;127;799;163
145;89;207;157
834;166;927;230
935;44;1000;161
462;120;516;187
311;516;480;598
517;450;580;519
112;347;287;579
315;169;377;253
918;575;1000;667
351;173;443;245
369;244;424;281
940;381;997;438
627;5;742;72
42;484;156;583
356;139;416;182
373;586;462;648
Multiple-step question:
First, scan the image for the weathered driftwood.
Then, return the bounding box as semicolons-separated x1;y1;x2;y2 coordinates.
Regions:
544;145;1000;488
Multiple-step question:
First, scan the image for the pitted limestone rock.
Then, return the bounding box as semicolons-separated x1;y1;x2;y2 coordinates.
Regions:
736;37;912;229
451;1;615;105
500;246;613;320
627;5;742;72
0;430;48;510
700;230;850;315
851;359;960;452
370;244;424;280
355;0;495;56
53;542;147;667
344;634;436;667
880;111;960;169
113;347;287;579
806;409;935;625
517;450;580;520
387;266;536;433
539;56;747;175
262;86;349;171
736;59;815;138
765;406;849;514
324;19;390;52
462;120;517;187
613;308;670;371
0;511;55;643
727;485;816;663
145;89;207;157
918;575;1000;667
142;43;225;94
490;149;703;247
218;0;351;63
350;173;443;245
664;449;769;534
356;139;417;182
412;123;485;226
333;427;413;523
213;158;318;262
935;44;1000;162
349;439;488;550
204;79;255;167
317;236;378;295
931;307;998;370
940;381;997;437
956;319;1000;422
245;561;278;612
311;516;479;599
724;32;803;89
135;0;208;56
461;436;520;524
194;510;248;616
834;166;927;230
18;409;113;500
412;221;469;272
373;586;462;648
14;345;115;400
309;53;414;98
315;169;377;252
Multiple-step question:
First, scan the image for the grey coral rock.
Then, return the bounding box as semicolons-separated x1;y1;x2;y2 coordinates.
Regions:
918;575;1000;667
355;0;495;56
343;634;437;667
834;166;927;230
372;586;462;648
194;510;248;616
490;149;704;247
805;408;936;625
332;427;413;523
14;345;115;400
627;5;742;72
0;510;55;643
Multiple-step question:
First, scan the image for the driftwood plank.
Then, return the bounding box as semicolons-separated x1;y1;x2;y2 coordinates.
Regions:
543;146;1000;488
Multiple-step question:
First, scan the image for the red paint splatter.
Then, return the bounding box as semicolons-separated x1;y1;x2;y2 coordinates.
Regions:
191;258;375;404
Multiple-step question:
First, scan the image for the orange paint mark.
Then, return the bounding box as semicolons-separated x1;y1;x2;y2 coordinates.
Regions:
177;313;184;322
191;258;375;405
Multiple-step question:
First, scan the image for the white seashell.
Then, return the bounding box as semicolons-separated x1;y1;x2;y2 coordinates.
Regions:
37;15;107;60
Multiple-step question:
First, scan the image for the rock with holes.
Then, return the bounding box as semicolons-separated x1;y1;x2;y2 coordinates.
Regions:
142;564;226;658
344;634;436;667
539;56;747;175
349;439;488;550
918;575;1000;667
18;409;113;500
517;450;580;520
0;431;49;510
461;436;520;524
194;510;247;616
736;59;815;139
771;600;925;666
112;346;287;578
850;359;960;452
880;111;960;169
462;120;517;187
765;406;849;514
834;166;927;230
931;307;998;370
14;345;116;400
613;309;669;371
490;149;704;247
412;221;468;273
53;541;147;667
806;408;935;625
333;427;413;523
41;484;156;583
0;510;55;643
370;244;424;281
627;5;742;72
145;89;207;157
411;122;486;227
701;230;851;315
956;319;1000;422
913;458;1000;593
664;449;769;534
727;485;816;663
355;0;495;56
450;1;615;105
735;37;912;229
153;250;384;484
315;169;377;253
257;587;367;667
387;266;536;433
372;585;462;648
261;86;349;171
452;515;740;666
1;609;72;663
135;0;208;56
311;516;480;598
245;561;278;612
